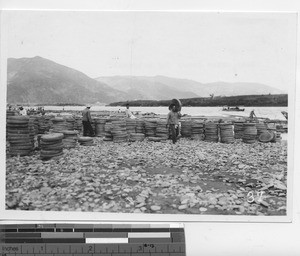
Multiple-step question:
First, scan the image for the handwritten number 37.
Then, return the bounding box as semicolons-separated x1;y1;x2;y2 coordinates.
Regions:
247;191;264;203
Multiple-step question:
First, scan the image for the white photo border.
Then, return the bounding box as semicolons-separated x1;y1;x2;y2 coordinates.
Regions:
0;9;297;224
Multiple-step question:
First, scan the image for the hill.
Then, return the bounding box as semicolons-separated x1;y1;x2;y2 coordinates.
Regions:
7;56;128;104
7;57;285;105
96;75;284;99
96;76;198;100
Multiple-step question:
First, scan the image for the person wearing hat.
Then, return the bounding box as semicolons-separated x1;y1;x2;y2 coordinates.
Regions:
82;105;95;136
19;106;27;116
166;104;182;144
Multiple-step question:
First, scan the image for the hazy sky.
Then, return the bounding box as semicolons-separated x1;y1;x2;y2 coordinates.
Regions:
4;11;297;91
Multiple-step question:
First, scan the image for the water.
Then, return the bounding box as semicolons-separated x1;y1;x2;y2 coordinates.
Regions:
43;105;287;120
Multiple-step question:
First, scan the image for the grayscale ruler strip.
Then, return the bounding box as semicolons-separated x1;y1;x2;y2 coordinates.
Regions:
0;223;186;256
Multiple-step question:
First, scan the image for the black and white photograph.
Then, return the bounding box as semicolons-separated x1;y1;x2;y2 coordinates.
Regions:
1;10;297;220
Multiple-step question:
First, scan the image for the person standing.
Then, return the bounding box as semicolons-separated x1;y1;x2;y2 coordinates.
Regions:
82;105;95;136
166;104;182;144
19;106;27;116
249;109;257;120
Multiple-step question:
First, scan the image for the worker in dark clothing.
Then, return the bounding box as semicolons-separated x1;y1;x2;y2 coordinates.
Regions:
166;104;182;144
82;105;95;136
249;110;257;120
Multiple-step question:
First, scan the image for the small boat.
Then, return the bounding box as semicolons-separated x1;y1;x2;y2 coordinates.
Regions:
281;111;288;120
222;106;245;112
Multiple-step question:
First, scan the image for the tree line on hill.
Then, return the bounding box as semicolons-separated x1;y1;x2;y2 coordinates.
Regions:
109;94;288;107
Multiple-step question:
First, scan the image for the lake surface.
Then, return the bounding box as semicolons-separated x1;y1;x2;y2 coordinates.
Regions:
43;105;288;120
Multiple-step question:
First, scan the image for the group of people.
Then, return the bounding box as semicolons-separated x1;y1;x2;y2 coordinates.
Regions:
82;103;182;144
7;105;27;115
7;105;45;116
81;104;258;144
82;103;137;137
8;103;257;145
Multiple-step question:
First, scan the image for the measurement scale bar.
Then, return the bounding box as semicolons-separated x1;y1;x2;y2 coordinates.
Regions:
85;238;128;244
1;223;186;256
128;233;170;238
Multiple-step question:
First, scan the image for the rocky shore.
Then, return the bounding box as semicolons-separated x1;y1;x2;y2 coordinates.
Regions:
6;136;287;216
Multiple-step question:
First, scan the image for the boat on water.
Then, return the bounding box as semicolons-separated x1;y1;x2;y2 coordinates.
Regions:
281;111;288;120
222;106;245;112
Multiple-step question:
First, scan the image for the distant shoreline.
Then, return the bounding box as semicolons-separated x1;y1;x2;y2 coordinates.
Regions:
7;93;288;108
109;94;287;108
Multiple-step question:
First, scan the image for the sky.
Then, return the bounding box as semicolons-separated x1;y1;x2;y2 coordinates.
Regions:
3;11;298;91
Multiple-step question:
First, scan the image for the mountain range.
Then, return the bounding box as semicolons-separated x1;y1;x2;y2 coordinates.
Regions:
7;56;284;104
96;76;284;99
7;56;127;104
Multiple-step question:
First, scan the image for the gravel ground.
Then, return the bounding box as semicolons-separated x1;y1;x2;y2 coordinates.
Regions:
6;137;287;216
